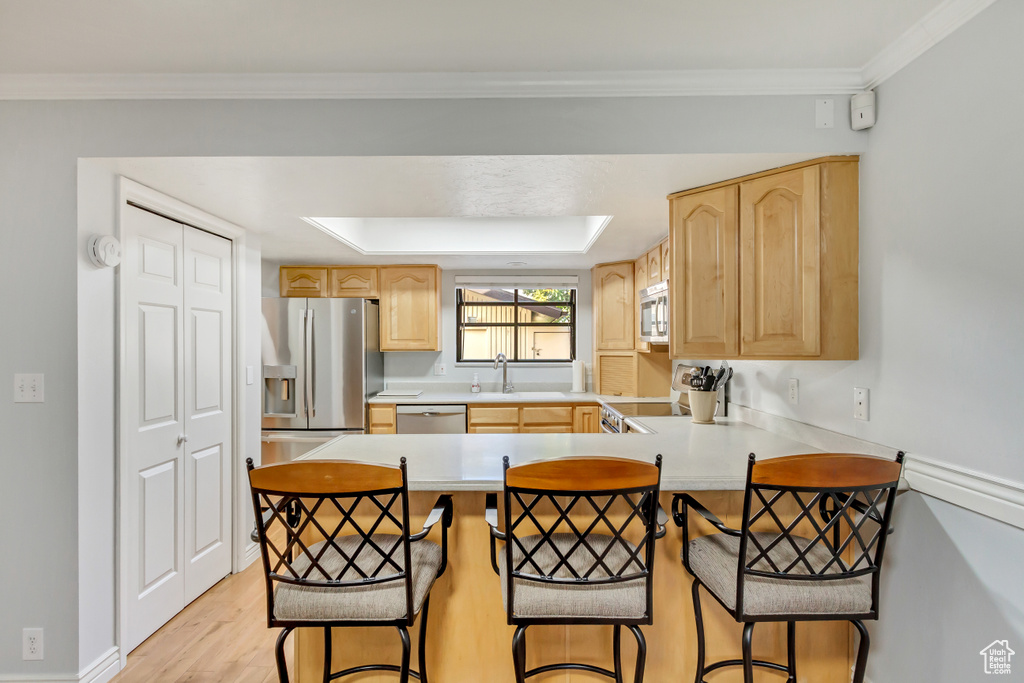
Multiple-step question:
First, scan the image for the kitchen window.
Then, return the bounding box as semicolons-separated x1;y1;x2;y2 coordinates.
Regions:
456;286;576;363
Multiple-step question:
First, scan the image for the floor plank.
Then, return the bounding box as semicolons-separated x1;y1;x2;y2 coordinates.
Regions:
111;561;291;683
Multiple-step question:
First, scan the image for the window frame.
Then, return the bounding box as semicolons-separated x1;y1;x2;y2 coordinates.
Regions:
455;287;577;364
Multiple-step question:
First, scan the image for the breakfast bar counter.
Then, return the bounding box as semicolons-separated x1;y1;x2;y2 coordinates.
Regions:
288;417;859;682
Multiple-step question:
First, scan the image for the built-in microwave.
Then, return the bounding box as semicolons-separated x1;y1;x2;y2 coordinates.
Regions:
639;280;669;343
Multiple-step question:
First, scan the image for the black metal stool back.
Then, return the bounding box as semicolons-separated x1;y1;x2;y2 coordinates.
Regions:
502;454;664;625
736;453;903;618
247;458;416;625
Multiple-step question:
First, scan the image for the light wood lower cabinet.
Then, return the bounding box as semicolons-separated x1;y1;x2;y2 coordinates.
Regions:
668;156;858;360
573;405;600;433
468;404;598;433
367;404;396;434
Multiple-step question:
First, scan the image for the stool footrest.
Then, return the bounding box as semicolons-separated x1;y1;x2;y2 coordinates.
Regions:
330;664;421;681
703;658;789;676
526;662;616;679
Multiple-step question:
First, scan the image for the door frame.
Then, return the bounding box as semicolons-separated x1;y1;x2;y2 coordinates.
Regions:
115;177;253;667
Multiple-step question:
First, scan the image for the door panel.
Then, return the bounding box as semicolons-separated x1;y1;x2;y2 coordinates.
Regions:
139;460;178;591
669;187;739;358
124;206;186;652
182;226;233;603
307;298;366;430
739;166;820;356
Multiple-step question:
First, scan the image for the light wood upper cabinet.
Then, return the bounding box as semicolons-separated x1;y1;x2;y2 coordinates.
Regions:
667;156;859;360
739;166;821;357
280;266;327;297
379;265;440;351
634;255;649;352
593;261;635;351
647;244;663;282
329;266;379;298
669;186;739;359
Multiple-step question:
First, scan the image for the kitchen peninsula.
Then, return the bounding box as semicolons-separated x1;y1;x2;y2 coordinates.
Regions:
287;413;870;682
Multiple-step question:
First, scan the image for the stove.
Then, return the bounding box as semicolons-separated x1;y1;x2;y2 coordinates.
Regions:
600;401;690;433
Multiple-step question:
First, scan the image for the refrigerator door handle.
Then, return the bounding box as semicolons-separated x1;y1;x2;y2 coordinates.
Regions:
308;309;316;418
303;309;315;419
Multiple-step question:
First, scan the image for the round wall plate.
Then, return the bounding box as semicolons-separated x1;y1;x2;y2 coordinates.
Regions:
88;235;121;268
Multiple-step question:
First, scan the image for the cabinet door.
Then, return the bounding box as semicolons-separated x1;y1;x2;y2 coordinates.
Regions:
522;406;573;426
739;166;821;356
280;266;327;297
368;404;396;434
379;266;440;351
573;405;600;433
329;266;379;298
593;262;635;351
661;239;670;280
595;352;636;397
634;256;649;352
669;187;739;358
647;246;662;282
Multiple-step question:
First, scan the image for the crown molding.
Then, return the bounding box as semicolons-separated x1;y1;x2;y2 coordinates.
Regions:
0;0;998;100
861;0;1000;88
0;69;865;100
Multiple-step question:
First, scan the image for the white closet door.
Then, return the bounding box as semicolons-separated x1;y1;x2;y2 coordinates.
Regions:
182;226;233;603
123;206;234;652
124;206;187;652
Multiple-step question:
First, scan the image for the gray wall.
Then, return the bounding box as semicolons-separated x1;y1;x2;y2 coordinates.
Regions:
721;2;1024;680
0;94;863;676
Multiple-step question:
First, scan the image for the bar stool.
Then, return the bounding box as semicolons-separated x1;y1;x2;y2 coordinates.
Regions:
246;457;453;683
485;455;666;683
673;452;904;683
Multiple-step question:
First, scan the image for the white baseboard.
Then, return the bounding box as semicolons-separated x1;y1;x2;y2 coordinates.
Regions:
78;648;119;683
0;648;120;683
730;403;1024;531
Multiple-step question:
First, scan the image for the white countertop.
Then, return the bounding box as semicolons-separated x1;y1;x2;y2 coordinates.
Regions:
368;390;678;405
298;415;821;491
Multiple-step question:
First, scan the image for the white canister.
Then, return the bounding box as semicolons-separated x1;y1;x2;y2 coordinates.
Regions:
688;390;718;424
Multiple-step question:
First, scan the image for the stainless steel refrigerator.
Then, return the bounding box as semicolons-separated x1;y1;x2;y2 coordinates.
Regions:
261;298;383;464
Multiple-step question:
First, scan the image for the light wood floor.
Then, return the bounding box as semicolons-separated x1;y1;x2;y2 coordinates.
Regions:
112;561;290;683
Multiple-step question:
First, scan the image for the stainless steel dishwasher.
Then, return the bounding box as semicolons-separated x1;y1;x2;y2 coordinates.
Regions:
396;405;467;434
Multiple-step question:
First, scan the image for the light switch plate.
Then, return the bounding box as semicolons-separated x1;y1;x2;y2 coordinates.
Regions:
433;362;447;376
14;374;44;403
246;366;255;385
788;378;799;405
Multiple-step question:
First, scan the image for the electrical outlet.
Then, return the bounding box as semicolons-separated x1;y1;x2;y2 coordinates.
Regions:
788;378;799;405
14;374;44;403
23;628;43;661
433;362;447;376
854;387;869;421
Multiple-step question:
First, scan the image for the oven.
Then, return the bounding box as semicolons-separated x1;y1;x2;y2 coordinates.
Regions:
639;281;669;344
600;405;624;433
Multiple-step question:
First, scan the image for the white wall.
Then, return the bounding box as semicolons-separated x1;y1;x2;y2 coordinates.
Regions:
1;93;865;675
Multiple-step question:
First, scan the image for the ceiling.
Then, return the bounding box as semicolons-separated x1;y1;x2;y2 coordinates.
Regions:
2;1;943;74
88;154;817;268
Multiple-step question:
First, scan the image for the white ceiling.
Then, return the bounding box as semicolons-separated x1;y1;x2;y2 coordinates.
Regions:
2;0;943;74
88;154;818;268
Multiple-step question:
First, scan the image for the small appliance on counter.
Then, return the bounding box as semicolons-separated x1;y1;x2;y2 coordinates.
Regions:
261;298;383;464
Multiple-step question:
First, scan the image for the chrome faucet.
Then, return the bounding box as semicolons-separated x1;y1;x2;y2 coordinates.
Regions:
493;353;514;394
